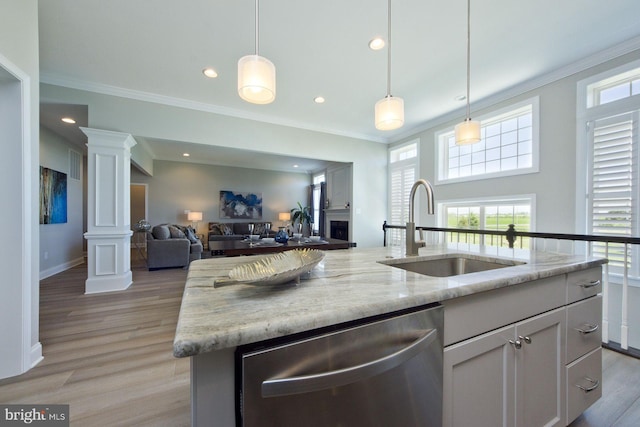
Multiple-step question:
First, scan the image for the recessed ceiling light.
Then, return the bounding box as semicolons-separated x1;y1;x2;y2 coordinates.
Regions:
454;94;466;102
369;37;385;50
293;164;299;168
183;153;190;157
202;68;218;78
61;117;76;124
314;96;325;104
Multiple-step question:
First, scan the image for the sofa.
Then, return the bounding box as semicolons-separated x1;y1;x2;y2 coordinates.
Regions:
208;221;276;242
146;224;203;270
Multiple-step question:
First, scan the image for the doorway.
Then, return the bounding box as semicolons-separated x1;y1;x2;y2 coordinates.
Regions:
130;183;148;247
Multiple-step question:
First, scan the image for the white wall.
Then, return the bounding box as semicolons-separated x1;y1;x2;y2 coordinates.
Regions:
0;0;41;379
395;49;640;234
39;126;85;279
40;84;388;248
131;160;312;238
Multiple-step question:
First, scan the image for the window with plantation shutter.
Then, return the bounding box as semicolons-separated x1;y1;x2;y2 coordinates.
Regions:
588;112;638;272
389;141;418;247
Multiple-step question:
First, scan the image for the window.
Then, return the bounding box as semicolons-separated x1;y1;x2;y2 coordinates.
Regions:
388;141;418;246
311;173;325;233
436;98;539;183
579;61;640;277
440;197;533;248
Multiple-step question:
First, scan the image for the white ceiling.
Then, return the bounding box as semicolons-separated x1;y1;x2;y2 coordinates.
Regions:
37;0;640;172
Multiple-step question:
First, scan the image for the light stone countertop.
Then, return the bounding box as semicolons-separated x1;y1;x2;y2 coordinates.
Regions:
173;245;606;358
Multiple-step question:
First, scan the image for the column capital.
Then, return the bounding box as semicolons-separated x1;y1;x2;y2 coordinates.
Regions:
80;127;137;150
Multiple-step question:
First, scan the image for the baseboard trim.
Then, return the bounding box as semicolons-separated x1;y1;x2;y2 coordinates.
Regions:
39;257;85;280
30;342;43;369
602;341;640;360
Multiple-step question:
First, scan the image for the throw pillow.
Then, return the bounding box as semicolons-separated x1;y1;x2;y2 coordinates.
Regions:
152;225;170;240
222;224;234;235
209;223;222;235
185;226;199;244
168;225;186;239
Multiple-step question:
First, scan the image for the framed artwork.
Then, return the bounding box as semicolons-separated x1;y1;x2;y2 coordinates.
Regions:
220;190;263;219
40;166;68;224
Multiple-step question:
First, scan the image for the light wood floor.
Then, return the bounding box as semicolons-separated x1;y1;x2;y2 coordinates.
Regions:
1;256;639;426
0;257;190;426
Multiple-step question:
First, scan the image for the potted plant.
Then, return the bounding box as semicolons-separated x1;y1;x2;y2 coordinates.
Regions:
290;202;312;235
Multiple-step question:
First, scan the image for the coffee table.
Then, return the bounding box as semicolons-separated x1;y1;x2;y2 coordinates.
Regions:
208;237;356;257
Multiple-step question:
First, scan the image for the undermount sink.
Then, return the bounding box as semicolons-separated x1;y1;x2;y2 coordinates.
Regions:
378;254;525;277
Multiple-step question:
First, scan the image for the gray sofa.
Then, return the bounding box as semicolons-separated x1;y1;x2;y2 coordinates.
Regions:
146;224;203;270
208;221;275;242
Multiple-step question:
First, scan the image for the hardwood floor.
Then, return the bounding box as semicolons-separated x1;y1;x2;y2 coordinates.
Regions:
1;255;639;426
0;257;190;426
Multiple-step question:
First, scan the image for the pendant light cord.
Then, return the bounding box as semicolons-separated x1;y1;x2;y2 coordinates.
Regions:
255;0;260;55
465;0;471;119
387;0;392;97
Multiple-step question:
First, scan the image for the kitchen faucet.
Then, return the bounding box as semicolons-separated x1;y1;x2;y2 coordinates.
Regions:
406;179;435;256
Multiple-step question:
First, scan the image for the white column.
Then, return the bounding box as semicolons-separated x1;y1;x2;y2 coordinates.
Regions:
81;128;136;294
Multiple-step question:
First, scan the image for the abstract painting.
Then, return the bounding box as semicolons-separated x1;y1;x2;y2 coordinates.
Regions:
40;166;67;224
219;190;263;219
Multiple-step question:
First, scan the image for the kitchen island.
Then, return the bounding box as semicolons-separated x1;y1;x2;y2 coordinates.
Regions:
174;245;606;426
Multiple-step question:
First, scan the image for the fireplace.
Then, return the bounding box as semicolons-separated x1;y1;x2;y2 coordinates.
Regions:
330;221;349;241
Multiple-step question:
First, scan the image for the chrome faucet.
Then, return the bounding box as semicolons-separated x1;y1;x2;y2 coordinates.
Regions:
406;179;435;256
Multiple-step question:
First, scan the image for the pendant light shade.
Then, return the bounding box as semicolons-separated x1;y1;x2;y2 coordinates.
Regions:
238;0;275;105
375;0;404;131
455;118;481;145
375;95;404;131
455;0;480;145
238;54;276;104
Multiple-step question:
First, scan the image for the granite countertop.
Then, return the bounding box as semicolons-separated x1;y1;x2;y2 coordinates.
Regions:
173;245;606;358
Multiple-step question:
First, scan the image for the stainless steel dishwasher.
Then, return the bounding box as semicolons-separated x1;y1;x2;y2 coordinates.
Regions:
236;304;443;427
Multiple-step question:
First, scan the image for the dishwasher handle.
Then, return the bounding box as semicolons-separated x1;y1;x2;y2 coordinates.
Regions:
261;328;438;398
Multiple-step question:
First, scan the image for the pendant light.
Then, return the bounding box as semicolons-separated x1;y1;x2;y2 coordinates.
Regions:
454;0;480;145
375;0;404;131
238;0;276;104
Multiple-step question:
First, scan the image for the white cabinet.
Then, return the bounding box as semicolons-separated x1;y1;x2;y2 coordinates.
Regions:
443;268;602;427
443;308;565;427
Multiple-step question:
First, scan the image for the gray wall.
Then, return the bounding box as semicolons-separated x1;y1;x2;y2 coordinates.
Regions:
396;49;640;234
131;161;312;238
39;126;85;278
0;0;41;378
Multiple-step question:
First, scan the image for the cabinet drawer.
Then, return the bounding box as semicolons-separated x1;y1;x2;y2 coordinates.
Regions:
443;275;565;346
566;347;602;425
566;295;602;363
567;267;602;304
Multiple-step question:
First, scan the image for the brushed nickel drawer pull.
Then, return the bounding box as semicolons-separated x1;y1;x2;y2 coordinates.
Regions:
575;324;599;334
579;279;600;289
509;339;522;349
575;377;600;393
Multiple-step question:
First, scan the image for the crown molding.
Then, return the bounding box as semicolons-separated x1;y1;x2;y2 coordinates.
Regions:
39;73;385;144
392;35;640;144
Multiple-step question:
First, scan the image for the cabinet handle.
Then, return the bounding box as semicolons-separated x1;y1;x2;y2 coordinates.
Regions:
575;323;599;334
575;377;600;393
518;335;532;344
509;339;522;349
579;279;600;289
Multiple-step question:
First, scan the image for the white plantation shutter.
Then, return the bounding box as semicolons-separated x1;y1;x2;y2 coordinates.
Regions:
589;112;638;269
389;142;418;246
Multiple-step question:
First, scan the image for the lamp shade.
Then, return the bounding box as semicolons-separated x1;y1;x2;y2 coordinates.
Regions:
375;95;404;131
187;211;203;221
455;119;481;145
238;54;276;104
278;212;291;221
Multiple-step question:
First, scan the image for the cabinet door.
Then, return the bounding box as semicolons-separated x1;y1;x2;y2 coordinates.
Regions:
443;325;516;427
515;308;566;427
